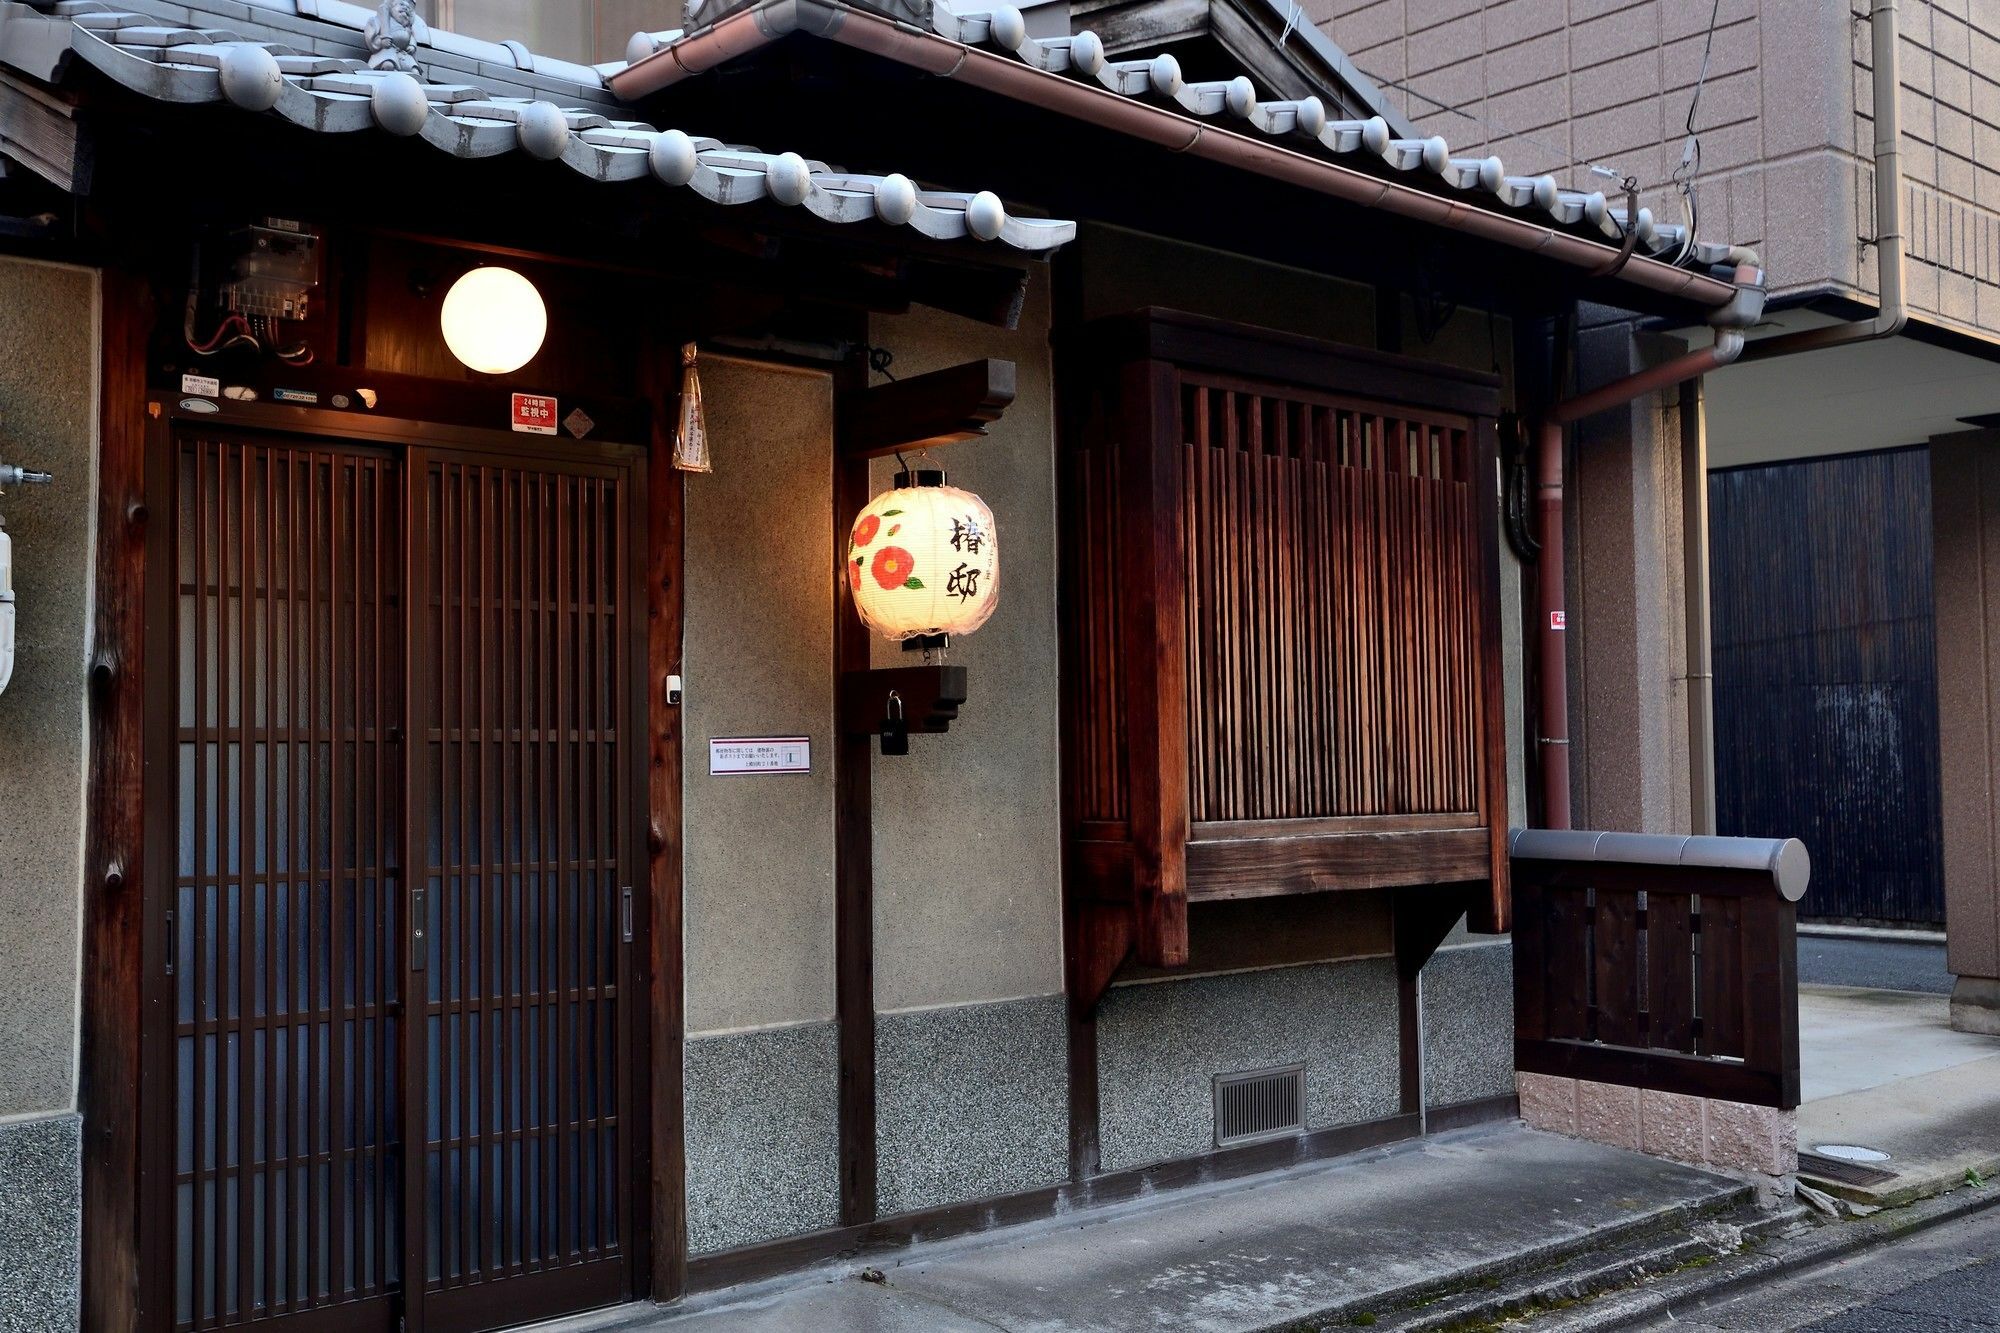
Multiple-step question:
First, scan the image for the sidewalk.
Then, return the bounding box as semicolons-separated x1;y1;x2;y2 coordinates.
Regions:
544;1125;1755;1333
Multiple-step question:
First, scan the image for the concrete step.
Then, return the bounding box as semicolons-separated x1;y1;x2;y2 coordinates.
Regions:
1347;1200;1809;1333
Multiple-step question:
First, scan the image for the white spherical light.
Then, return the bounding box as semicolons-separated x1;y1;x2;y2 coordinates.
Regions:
440;267;546;375
847;477;999;641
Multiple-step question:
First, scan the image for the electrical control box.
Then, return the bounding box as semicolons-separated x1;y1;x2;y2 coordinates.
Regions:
219;219;319;321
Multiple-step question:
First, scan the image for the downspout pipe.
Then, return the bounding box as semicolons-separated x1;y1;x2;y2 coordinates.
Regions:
1735;0;1906;360
1533;318;1750;830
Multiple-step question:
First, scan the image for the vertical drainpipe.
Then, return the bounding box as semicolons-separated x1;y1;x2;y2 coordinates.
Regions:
1534;326;1749;830
1681;378;1717;835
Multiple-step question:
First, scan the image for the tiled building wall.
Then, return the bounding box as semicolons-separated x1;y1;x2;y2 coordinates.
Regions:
1316;0;2000;340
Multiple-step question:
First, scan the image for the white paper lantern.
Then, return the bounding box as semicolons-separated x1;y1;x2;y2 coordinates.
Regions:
847;475;999;641
440;266;547;375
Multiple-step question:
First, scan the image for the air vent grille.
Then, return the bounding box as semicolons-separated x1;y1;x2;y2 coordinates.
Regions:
1213;1064;1306;1148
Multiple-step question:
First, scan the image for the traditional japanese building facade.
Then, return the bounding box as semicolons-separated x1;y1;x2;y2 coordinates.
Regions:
0;0;1768;1329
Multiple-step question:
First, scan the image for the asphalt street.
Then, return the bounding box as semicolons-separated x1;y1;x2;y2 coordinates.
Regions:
1633;1202;2000;1331
1798;935;1955;995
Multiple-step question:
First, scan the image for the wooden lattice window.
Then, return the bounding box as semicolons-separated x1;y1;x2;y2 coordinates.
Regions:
1059;311;1510;1003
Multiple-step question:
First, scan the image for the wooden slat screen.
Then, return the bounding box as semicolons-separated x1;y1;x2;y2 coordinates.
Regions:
1177;374;1484;824
1063;437;1127;826
172;437;404;1329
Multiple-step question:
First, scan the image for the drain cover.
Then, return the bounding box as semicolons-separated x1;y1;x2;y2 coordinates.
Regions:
1812;1144;1892;1163
1799;1150;1899;1188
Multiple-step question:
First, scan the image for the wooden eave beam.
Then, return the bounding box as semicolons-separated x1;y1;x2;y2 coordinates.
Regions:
837;358;1017;460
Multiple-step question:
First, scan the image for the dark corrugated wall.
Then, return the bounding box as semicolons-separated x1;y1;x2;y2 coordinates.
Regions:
1709;447;1944;926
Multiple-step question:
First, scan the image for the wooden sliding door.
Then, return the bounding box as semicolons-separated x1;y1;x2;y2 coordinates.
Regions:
154;424;646;1333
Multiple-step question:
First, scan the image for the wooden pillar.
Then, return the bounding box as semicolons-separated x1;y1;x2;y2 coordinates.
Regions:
80;269;155;1333
641;340;689;1297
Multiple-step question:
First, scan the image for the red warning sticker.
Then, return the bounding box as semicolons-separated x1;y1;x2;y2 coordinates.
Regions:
511;392;558;436
1550;610;1567;630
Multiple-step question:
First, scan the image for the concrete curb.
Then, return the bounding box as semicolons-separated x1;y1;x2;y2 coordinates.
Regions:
1797;924;1946;944
1526;1177;2000;1330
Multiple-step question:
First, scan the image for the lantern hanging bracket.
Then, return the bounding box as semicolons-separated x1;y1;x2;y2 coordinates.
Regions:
840;665;969;756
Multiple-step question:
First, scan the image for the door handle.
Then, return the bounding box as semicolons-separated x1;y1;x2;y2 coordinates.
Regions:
410;887;427;970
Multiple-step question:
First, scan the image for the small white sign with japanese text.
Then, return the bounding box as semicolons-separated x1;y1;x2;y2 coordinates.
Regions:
708;736;812;776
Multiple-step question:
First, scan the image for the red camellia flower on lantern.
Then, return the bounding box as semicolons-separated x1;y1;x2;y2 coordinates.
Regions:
871;546;916;590
848;558;863;591
851;513;881;547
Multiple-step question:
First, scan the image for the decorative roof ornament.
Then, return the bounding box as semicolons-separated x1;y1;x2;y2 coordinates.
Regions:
364;0;428;74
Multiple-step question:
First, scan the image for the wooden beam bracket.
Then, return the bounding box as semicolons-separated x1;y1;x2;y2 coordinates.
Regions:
839;664;969;741
836;358;1017;460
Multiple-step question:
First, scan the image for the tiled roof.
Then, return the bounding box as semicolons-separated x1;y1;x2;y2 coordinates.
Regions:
618;0;1749;278
0;0;1077;251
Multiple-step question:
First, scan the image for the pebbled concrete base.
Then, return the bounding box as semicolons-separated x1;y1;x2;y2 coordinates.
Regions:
875;994;1068;1217
0;1112;81;1333
683;1023;841;1254
1096;958;1400;1172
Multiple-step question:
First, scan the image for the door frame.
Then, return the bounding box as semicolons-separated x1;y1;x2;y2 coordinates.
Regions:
127;397;667;1332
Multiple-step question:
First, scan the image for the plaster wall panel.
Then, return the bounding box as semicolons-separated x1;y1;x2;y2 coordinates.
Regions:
682;357;838;1035
1096;959;1401;1172
864;269;1064;1012
0;258;95;1118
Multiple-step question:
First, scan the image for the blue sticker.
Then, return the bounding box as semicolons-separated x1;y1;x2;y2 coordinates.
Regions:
272;387;319;404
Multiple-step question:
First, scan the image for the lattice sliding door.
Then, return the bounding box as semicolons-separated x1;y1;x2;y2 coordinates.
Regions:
163;430;644;1333
170;436;405;1330
408;452;639;1328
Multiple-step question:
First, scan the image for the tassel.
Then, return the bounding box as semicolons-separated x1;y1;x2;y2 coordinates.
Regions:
671;342;712;473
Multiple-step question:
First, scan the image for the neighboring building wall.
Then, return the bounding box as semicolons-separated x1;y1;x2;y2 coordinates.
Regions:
866;272;1070;1217
681;356;842;1252
0;256;94;1332
1564;316;1694;836
1929;429;2000;1034
1326;0;2000;340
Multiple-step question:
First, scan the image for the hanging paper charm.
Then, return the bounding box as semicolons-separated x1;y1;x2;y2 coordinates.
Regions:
671;342;712;473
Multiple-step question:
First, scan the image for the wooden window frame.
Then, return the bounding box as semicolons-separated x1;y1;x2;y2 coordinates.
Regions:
1058;309;1511;1010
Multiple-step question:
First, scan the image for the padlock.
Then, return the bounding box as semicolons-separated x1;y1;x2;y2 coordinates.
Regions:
880;689;910;756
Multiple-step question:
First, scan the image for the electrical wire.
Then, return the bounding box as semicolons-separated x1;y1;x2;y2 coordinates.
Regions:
1671;0;1725;265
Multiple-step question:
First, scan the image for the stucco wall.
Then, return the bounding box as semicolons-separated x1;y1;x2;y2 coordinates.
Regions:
865;270;1065;1012
0;258;95;1119
1325;0;2000;339
681;356;838;1036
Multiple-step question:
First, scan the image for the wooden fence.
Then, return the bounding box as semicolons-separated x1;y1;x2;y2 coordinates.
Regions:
1512;829;1806;1110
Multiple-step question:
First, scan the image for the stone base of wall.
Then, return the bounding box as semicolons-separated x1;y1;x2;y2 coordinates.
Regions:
0;1111;81;1333
685;1023;841;1254
1422;942;1516;1108
876;994;1068;1217
1097;958;1401;1172
1951;977;2000;1036
1518;1072;1797;1178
